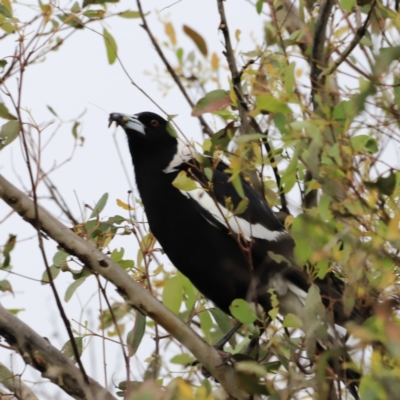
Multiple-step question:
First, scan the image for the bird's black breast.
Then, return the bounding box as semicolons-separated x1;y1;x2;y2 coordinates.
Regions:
132;163;261;313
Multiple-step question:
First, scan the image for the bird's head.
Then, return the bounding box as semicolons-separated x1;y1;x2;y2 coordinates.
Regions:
109;111;184;171
109;111;176;145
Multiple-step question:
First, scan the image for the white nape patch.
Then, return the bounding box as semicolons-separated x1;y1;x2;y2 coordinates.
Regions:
163;140;194;173
183;185;285;241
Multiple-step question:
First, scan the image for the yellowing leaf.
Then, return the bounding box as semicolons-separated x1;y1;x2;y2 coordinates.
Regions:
165;22;176;45
116;199;135;210
172;171;199;191
387;215;400;241
103;28;118;65
118;11;141;18
211;52;219;70
183;25;208;56
0;4;12;18
235;29;241;42
177;379;193;396
1;0;12;15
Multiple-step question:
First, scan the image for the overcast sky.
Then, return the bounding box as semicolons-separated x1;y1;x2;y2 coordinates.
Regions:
1;0;399;398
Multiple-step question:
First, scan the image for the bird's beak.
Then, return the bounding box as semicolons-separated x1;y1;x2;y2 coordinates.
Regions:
108;113;145;135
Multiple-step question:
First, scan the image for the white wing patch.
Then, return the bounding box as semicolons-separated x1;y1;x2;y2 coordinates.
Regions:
163;141;194;173
182;185;285;241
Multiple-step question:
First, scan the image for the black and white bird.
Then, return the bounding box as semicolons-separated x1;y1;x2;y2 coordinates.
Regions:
109;111;367;397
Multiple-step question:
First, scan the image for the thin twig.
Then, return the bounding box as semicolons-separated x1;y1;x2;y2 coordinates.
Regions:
320;0;377;79
249;118;289;214
9;38;89;385
136;0;214;137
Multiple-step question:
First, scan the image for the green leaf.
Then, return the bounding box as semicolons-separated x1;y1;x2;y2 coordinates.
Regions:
234;133;267;143
162;275;183;314
350;135;378;154
126;312;146;357
0;4;12;18
118;259;134;270
72;121;80;139
172;171;199;191
365;171;397;196
340;0;355;12
70;1;81;13
64;277;86;302
283;313;302;329
210;308;236;347
103;28;118;65
82;0;118;7
47;105;58;117
83;9;105;18
183;25;208;56
192;90;230;117
111;248;124;262
374;46;400;76
256;0;263;14
90;192;108;218
41;265;60;285
234;198;249;215
0;60;7;70
229;299;257;324
166;121;178;138
61;337;83;363
0;120;19;150
53;250;68;267
236;361;269;377
1;234;16;269
170;353;195;365
0;280;13;294
0;103;16;120
303;285;328;358
57;13;83;29
230;174;245;198
118;11;141;18
284;62;295;96
256;95;291;114
199;308;213;342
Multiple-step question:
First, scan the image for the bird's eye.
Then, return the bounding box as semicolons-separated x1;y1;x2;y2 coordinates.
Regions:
150;119;159;127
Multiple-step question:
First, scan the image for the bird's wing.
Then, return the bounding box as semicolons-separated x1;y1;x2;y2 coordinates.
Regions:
179;159;288;243
176;158;370;326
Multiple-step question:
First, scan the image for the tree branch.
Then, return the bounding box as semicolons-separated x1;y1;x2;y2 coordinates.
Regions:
0;362;39;400
217;0;269;196
0;304;115;400
136;0;214;137
310;0;335;109
0;175;248;400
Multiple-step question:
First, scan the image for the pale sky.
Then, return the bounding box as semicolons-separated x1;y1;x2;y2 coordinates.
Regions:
1;1;398;398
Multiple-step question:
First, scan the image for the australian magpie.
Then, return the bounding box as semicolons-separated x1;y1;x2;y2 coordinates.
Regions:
109;111;368;397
